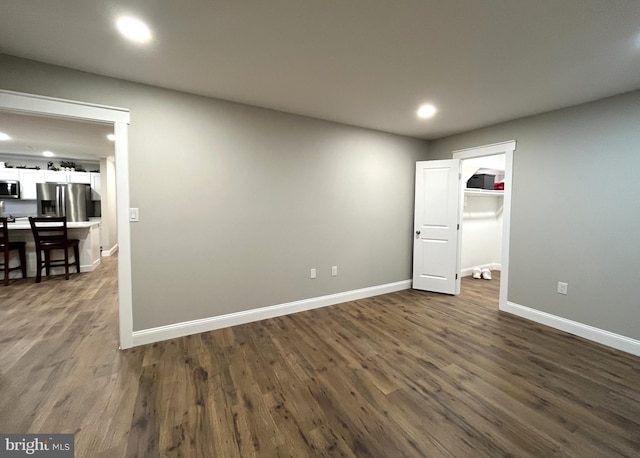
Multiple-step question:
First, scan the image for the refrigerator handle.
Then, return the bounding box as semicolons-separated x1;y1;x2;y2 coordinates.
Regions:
57;185;64;217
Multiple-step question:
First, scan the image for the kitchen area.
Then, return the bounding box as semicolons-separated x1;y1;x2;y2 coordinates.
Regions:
0;109;118;282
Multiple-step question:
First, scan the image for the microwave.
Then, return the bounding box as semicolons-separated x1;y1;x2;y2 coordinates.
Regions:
0;180;20;199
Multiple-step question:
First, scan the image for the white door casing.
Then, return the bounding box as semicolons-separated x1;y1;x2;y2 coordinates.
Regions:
0;89;134;349
412;159;461;295
453;140;516;310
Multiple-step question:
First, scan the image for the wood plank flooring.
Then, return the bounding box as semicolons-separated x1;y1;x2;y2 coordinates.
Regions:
1;261;639;457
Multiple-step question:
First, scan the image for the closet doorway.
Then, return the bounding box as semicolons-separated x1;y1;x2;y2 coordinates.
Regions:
453;141;515;310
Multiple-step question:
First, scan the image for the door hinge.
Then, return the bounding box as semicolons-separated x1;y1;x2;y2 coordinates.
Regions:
459;173;462;179
457;224;460;230
456;274;458;280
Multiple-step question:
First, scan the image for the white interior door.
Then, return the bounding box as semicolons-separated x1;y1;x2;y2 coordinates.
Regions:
413;159;461;294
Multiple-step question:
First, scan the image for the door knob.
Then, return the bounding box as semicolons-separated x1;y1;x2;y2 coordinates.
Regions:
416;230;421;235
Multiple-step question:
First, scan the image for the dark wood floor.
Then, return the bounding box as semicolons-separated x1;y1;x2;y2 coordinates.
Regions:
1;261;639;457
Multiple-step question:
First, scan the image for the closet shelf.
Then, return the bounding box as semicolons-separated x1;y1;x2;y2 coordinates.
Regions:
464;188;504;197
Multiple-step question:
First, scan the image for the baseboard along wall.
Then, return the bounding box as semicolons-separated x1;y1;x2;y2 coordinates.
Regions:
502;301;640;357
131;277;640;357
102;244;119;257
132;280;412;347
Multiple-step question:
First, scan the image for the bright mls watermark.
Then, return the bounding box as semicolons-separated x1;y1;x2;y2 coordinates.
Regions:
1;434;73;457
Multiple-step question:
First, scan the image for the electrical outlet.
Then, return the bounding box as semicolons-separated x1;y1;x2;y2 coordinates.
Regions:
310;268;316;279
557;281;568;295
331;266;338;277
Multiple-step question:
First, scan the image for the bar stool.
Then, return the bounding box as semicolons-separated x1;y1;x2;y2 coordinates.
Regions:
0;217;27;286
29;216;80;283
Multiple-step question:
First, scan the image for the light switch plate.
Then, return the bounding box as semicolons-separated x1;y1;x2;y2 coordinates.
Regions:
129;208;139;222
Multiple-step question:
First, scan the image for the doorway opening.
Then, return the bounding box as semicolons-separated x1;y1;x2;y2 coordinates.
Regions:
459;154;505;289
453;141;515;310
0;89;133;348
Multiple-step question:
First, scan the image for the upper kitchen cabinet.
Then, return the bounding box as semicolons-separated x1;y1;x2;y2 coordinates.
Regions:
18;169;45;199
44;170;68;182
90;173;101;200
68;172;91;184
44;170;91;184
0;168;20;181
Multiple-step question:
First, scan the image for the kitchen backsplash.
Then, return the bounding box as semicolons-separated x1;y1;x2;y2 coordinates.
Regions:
1;200;37;218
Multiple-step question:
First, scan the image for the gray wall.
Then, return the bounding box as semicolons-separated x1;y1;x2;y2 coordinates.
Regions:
99;156;118;253
0;54;429;331
430;90;640;340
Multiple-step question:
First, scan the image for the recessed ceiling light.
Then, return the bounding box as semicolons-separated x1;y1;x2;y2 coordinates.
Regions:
43;151;55;157
116;16;152;44
107;134;116;141
417;104;437;119
0;132;11;141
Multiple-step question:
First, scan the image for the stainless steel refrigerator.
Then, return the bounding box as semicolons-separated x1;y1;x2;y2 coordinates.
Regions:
36;183;93;222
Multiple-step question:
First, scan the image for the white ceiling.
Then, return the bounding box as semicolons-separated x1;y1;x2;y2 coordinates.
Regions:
1;0;640;139
0;110;113;161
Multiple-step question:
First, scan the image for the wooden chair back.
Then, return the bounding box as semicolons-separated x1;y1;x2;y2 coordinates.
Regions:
29;216;70;247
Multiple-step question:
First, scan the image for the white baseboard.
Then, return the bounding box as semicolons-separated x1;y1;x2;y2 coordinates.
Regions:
461;263;501;277
78;257;101;273
502;301;640;357
132;279;412;347
102;244;119;257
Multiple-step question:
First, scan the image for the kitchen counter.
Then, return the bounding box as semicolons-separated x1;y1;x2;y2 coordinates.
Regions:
7;219;101;230
5;218;102;279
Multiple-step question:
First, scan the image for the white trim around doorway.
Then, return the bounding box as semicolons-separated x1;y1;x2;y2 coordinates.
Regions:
453;140;516;311
0;89;134;349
